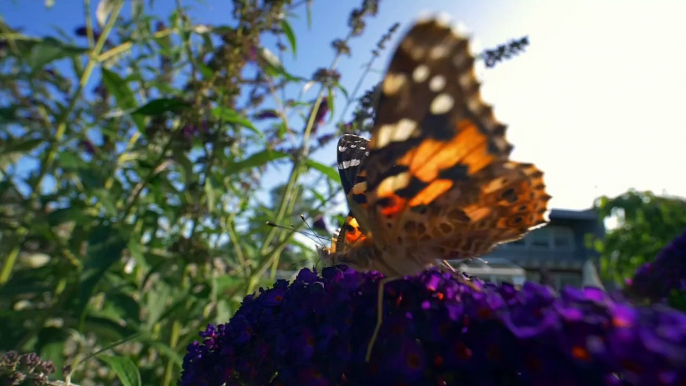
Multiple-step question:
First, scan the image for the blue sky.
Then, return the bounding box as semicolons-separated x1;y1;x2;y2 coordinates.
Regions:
3;0;686;213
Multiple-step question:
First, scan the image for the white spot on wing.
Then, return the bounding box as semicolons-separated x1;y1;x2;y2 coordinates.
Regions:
391;119;418;141
412;65;430;83
429;44;449;59
352;181;367;194
430;94;454;114
410;46;426;60
429;75;446;92
383;73;407;95
375;125;393;149
377;172;410;197
339;159;362;170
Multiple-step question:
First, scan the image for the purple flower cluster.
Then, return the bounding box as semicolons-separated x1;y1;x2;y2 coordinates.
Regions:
628;228;686;303
180;265;686;386
0;351;56;386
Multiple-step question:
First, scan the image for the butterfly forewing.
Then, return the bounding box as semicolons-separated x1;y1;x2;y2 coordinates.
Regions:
361;18;550;258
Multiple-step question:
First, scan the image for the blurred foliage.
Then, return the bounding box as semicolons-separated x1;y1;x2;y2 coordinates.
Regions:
0;0;529;385
589;189;686;286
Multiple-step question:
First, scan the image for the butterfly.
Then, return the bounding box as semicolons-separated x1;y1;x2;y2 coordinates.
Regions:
323;16;551;277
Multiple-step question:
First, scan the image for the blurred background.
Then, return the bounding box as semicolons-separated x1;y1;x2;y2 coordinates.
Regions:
1;0;685;384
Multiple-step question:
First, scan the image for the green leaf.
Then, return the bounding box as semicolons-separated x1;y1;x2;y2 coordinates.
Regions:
77;225;127;320
0;138;43;156
280;20;297;57
197;61;214;79
131;98;190;116
0;105;19;123
212;107;264;139
26;37;87;71
102;69;136;109
101;68;145;131
327;87;335;122
225;150;289;175
309;188;327;205
204;178;216;213
98;355;141;386
258;47;304;82
92;188;118;216
47;206;89;227
305;159;339;182
145;340;184;366
335;81;350;101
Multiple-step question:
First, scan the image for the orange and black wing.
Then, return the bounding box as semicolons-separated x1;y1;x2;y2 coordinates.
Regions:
364;18;550;256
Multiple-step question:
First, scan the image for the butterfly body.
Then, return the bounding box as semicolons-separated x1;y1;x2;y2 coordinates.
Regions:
322;17;550;277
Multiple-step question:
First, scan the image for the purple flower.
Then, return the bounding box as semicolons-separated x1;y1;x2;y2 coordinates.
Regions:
628;227;686;302
255;110;280;120
180;266;686;386
80;139;96;155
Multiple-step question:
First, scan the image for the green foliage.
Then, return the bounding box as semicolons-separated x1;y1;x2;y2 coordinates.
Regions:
589;189;686;286
0;0;389;384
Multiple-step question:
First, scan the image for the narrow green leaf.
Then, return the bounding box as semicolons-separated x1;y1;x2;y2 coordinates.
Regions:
335;81;350;101
145;340;184;366
305;159;339;182
327;87;335;121
309;188;327;205
204;178;216;213
225;150;289;175
102;68;145;131
1;138;43;156
26;37;87;71
197;61;214;79
258;47;304;82
102;68;136;110
131;98;190;116
280;20;297;57
212;107;264;139
98;355;141;386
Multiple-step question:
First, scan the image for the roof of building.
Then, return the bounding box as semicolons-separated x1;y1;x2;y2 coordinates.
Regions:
549;208;599;221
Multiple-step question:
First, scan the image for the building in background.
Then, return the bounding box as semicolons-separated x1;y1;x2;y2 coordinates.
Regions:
454;209;606;289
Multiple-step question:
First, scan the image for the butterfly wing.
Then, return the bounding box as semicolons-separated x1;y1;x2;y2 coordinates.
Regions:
328;135;371;257
364;18;550;259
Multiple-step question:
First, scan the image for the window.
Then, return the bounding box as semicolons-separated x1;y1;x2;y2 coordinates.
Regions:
529;227;551;249
500;226;576;251
550;226;575;251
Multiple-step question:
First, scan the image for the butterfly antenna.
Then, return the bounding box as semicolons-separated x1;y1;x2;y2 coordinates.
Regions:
300;214;328;247
265;221;325;245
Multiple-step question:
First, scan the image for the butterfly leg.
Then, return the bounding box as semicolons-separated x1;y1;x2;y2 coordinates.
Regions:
438;259;481;291
365;275;400;362
440;259;456;272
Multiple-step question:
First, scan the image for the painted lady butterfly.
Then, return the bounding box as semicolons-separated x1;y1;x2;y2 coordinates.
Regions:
324;16;550;277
